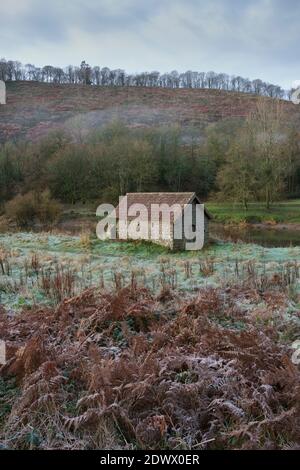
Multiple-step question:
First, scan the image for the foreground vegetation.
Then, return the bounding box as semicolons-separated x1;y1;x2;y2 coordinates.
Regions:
0;286;299;450
0;234;299;449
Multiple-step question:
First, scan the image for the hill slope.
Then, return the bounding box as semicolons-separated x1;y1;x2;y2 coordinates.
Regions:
0;81;299;143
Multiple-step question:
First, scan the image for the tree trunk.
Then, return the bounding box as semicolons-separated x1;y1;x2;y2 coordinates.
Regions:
266;186;271;210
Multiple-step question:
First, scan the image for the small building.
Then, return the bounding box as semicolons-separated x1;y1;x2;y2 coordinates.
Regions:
0;81;6;105
115;192;211;251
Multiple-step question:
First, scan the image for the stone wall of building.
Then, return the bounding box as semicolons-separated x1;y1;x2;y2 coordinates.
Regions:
115;199;210;251
117;219;174;249
116;211;210;251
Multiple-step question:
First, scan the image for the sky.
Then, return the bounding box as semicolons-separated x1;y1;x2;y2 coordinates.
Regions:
1;0;299;89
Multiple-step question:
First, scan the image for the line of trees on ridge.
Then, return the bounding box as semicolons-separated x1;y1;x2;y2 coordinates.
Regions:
0;58;291;100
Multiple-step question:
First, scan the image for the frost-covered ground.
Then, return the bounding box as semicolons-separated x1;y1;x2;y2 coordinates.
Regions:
0;232;300;310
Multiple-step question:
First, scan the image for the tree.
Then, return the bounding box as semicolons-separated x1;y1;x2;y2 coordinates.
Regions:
0;143;22;203
49;146;91;203
248;99;287;208
216;99;290;208
0;57;288;98
80;61;92;85
216;128;257;209
285;127;300;195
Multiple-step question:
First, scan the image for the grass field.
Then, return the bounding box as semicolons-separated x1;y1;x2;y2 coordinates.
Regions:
59;200;300;227
1;232;300;310
206;200;300;224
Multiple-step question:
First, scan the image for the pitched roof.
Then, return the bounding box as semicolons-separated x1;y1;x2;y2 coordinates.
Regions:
116;192;212;221
126;192;195;207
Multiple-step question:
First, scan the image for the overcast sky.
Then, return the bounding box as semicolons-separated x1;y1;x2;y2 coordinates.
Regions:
1;0;299;89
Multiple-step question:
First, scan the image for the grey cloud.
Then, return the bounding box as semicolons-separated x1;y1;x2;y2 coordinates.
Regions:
1;0;299;88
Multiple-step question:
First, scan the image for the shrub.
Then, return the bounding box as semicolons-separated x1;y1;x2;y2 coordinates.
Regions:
243;215;262;224
36;190;62;225
5;193;36;228
5;191;62;228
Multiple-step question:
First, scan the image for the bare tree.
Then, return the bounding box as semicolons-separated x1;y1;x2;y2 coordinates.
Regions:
0;57;288;99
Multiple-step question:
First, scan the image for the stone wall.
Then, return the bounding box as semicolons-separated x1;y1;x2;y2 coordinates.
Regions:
115;207;210;251
117;219;173;249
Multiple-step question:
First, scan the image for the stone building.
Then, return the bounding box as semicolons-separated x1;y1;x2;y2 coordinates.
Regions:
115;192;211;250
0;81;6;105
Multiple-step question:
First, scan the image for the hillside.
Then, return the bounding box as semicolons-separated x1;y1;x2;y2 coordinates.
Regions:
1;81;300;143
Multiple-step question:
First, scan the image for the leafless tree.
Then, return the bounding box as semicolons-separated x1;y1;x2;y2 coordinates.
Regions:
0;57;289;99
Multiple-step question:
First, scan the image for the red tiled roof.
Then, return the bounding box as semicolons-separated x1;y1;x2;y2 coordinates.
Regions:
115;192;211;221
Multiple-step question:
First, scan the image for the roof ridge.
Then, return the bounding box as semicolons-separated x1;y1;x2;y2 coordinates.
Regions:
125;192;195;195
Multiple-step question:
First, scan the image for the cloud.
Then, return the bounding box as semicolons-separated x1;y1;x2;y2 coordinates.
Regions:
1;0;299;88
